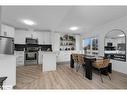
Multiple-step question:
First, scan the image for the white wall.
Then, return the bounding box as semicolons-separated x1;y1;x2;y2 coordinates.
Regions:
82;16;127;74
76;35;82;51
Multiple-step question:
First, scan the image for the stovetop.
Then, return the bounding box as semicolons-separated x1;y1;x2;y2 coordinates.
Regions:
25;46;39;52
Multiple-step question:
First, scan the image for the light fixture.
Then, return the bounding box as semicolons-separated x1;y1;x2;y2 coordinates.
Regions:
118;34;125;37
21;19;36;26
69;26;78;31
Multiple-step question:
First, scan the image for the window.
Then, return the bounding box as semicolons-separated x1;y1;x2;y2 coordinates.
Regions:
83;37;98;55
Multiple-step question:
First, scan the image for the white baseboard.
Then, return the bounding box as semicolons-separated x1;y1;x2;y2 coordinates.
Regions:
3;85;13;90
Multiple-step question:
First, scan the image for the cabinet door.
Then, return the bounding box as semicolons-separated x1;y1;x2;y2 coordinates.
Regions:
7;26;15;37
1;25;7;36
39;33;45;44
44;32;51;44
38;51;43;64
33;31;45;44
1;24;15;38
15;51;24;66
43;32;47;44
15;30;26;44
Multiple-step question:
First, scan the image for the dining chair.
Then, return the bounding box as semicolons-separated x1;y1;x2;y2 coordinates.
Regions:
77;54;85;72
77;54;87;78
92;58;111;83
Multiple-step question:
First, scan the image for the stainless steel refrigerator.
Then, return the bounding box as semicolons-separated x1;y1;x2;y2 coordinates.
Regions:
0;36;14;55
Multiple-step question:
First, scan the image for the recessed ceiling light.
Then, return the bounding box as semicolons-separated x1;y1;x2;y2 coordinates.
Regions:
118;34;125;37
69;26;78;31
21;19;36;26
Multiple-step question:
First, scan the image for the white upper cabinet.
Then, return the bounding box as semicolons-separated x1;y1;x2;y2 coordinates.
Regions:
43;32;51;44
1;24;15;38
15;29;51;44
52;32;60;51
15;30;26;44
31;31;51;44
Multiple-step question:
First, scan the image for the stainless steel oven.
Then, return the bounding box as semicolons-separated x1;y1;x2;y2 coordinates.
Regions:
26;52;38;60
25;50;39;65
25;38;39;65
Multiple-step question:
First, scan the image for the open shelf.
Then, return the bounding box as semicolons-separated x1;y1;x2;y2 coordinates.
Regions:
59;34;76;51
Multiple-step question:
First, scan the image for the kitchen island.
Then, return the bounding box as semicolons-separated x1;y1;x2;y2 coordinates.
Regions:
0;54;16;89
39;51;56;72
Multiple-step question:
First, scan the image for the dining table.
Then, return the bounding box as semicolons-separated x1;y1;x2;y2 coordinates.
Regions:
70;54;112;80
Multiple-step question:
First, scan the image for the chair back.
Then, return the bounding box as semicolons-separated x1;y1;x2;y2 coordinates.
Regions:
94;59;110;69
92;57;110;68
72;54;78;63
103;59;110;68
93;59;103;68
77;54;85;64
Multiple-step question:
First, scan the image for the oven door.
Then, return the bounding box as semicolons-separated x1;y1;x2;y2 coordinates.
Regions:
26;52;37;60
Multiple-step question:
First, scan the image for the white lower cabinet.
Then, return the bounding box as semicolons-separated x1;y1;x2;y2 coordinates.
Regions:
57;51;79;62
38;51;43;64
43;52;56;72
14;51;24;66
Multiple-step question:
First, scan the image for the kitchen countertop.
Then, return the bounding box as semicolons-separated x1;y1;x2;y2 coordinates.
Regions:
39;51;57;54
0;54;15;60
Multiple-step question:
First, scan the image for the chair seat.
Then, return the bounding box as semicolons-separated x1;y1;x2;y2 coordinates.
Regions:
92;60;103;69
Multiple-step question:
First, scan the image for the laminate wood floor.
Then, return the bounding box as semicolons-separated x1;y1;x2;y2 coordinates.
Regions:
16;63;127;89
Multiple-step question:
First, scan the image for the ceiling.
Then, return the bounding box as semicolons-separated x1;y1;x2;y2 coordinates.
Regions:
2;6;127;34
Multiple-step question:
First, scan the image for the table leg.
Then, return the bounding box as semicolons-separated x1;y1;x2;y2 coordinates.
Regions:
85;60;92;80
0;83;3;90
70;55;74;68
108;63;112;73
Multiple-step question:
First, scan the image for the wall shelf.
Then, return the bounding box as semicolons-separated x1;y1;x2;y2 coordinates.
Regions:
59;34;76;51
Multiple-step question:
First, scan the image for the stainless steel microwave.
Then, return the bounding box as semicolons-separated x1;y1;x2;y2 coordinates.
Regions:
26;38;38;44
